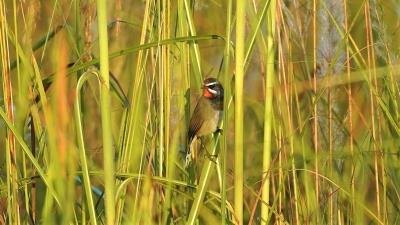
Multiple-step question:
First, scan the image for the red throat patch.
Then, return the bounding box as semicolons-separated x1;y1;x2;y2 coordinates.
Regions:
203;88;214;98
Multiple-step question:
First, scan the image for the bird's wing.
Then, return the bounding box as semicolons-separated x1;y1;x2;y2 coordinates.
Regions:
188;99;204;144
188;117;203;144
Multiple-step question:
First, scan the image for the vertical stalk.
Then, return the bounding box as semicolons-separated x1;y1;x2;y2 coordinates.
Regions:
164;0;170;183
183;0;203;83
328;80;333;225
235;0;245;224
186;135;222;225
13;0;31;223
278;2;301;223
123;1;153;223
222;1;232;224
364;1;381;219
0;1;19;224
75;72;99;225
162;0;171;223
157;0;164;178
312;0;319;223
261;0;276;224
276;4;285;222
95;1;115;224
343;0;354;220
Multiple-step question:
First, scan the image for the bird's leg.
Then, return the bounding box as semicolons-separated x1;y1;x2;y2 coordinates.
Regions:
204;149;218;164
200;137;218;164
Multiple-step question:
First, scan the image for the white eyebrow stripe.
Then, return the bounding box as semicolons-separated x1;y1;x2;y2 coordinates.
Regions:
204;81;218;86
207;88;217;94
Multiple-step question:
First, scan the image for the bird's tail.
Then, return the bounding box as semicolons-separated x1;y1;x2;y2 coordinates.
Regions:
185;137;195;167
185;152;191;167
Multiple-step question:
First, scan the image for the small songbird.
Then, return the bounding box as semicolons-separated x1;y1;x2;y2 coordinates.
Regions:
186;77;224;166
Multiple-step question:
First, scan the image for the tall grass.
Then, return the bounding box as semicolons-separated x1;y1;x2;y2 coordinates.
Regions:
1;0;400;225
0;1;19;223
234;0;245;224
95;0;115;224
221;1;232;224
261;1;276;224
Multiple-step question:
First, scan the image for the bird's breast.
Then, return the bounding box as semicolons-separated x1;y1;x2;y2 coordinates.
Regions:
196;110;222;137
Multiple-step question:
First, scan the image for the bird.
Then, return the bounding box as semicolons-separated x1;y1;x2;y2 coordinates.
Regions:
186;77;224;166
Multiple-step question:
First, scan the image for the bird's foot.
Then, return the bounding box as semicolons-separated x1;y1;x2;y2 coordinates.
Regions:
204;150;218;164
215;128;223;134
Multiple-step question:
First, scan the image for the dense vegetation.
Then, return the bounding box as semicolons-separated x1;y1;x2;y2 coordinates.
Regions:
1;0;399;224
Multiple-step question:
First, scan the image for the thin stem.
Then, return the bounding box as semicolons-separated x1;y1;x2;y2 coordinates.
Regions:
261;0;276;224
235;0;245;224
312;0;319;223
74;71;99;225
221;1;232;224
96;0;115;224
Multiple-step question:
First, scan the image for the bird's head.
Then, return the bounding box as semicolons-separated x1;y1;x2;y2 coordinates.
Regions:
202;78;224;100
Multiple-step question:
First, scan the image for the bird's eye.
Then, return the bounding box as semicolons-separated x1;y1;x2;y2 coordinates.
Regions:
208;84;216;89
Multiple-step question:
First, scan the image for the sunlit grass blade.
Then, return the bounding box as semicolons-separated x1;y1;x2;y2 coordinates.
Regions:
261;0;276;224
221;0;233;224
96;0;115;224
75;69;100;225
0;1;19;223
234;1;246;224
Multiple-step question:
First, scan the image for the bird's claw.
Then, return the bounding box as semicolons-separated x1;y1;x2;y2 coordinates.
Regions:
204;150;218;164
207;155;218;164
215;128;223;134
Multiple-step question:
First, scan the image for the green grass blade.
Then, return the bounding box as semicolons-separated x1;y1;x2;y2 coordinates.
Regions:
0;108;60;206
74;70;99;225
221;0;233;224
261;0;276;224
96;0;115;224
185;135;221;225
235;1;246;224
